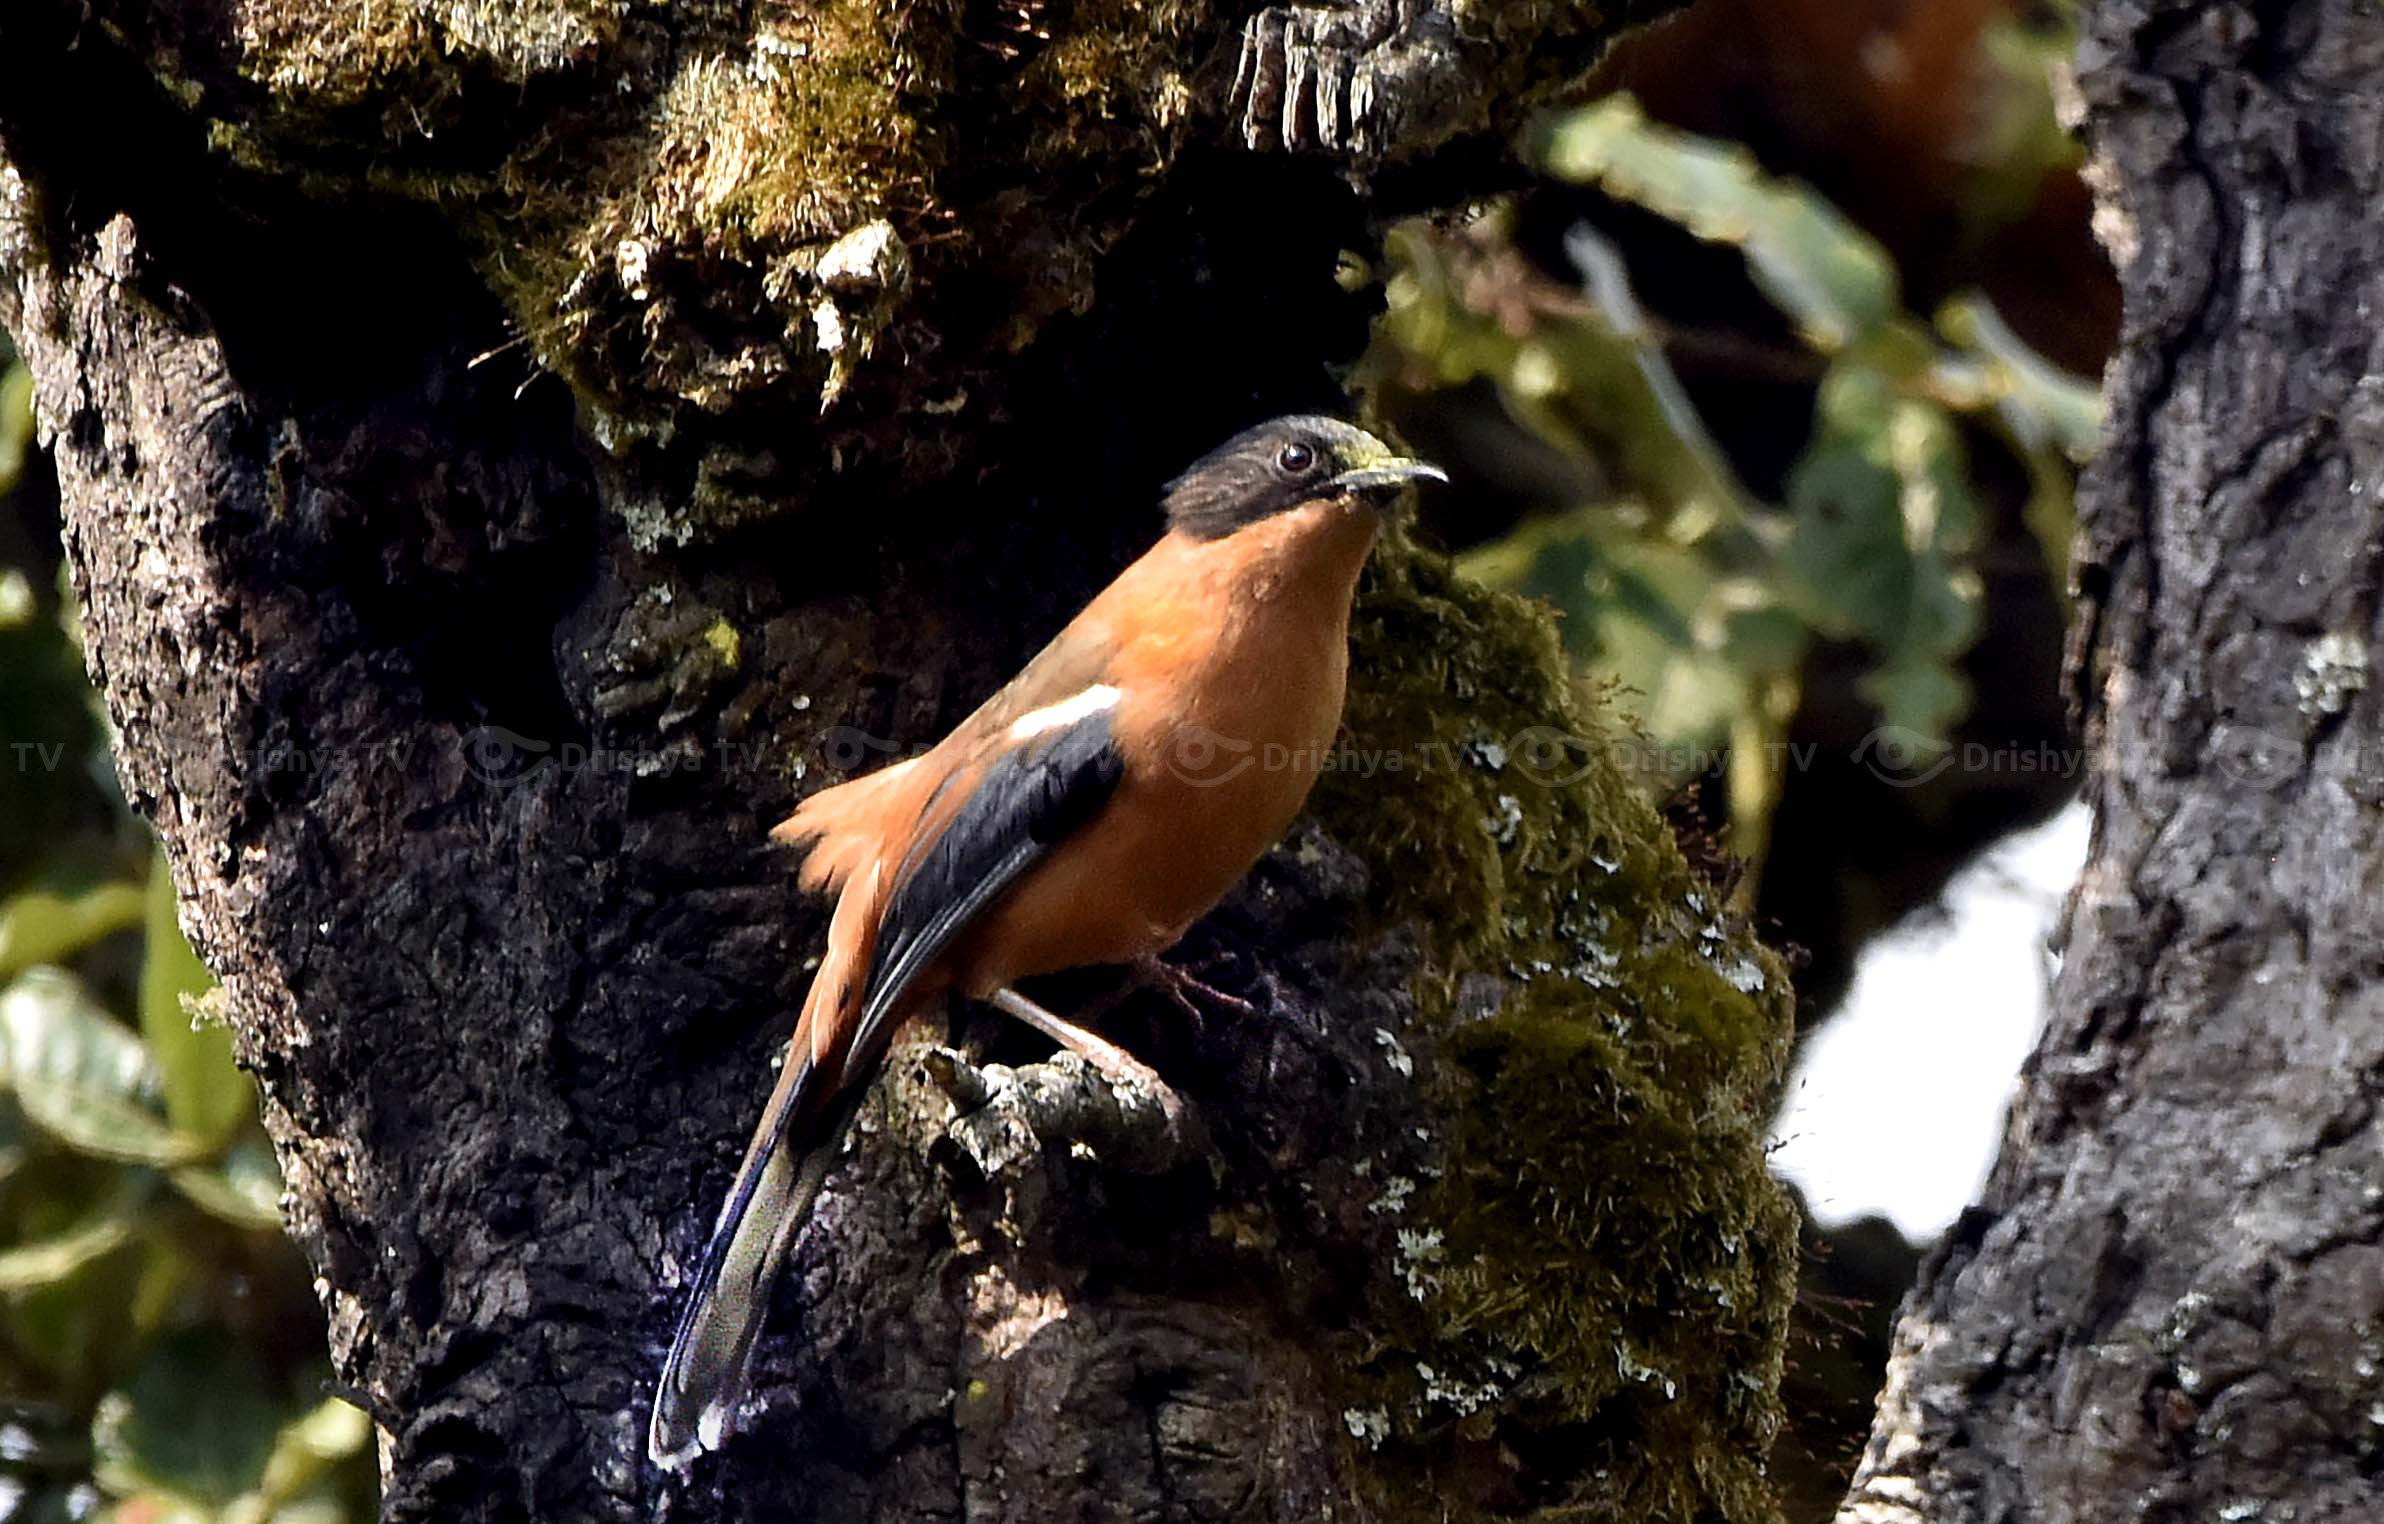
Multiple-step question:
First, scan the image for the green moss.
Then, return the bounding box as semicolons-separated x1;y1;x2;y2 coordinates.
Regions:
202;0;628;137
1314;533;1795;1523
590;587;748;728
489;0;956;449
220;4;449;108
700;617;741;673
180;0;1214;462
182;0;956;464
1008;0;1202;156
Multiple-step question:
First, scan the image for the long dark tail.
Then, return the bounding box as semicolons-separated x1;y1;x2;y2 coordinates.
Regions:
646;1053;865;1467
648;862;885;1469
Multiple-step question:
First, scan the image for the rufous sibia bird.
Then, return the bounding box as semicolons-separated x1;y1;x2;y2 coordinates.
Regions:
649;416;1445;1466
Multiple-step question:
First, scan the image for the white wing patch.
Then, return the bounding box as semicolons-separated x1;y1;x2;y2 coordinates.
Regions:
1007;684;1123;742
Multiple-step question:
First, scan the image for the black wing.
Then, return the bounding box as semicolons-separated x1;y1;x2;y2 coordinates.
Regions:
846;704;1125;1061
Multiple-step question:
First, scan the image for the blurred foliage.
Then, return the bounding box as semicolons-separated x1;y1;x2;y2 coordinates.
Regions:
1969;1;2089;246
0;340;374;1524
1362;92;2099;880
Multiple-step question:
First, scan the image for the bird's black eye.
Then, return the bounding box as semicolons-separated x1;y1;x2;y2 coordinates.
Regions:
1277;441;1318;475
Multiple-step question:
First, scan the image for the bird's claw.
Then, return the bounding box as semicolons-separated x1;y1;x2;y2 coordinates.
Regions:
1129;954;1263;1034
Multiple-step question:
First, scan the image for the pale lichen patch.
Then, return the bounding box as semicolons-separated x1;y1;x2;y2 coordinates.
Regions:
2295;630;2367;718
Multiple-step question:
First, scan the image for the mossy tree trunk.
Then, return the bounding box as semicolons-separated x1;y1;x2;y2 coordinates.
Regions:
0;3;1796;1524
1839;1;2384;1518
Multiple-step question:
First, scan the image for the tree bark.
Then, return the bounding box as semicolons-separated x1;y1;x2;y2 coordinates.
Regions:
1840;2;2384;1518
0;4;1796;1523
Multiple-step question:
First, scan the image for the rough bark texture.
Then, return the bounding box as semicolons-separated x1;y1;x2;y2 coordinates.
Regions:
0;4;1797;1523
1839;2;2384;1519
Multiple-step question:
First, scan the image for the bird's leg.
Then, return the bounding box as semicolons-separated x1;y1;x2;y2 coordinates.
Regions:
988;986;1174;1099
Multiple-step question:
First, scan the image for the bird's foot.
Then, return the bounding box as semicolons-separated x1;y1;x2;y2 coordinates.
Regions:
1129;954;1263;1033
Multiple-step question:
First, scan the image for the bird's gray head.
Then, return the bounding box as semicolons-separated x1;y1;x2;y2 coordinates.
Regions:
1161;415;1446;541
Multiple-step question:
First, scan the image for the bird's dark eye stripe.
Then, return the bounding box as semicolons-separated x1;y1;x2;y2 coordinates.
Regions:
1277;441;1317;474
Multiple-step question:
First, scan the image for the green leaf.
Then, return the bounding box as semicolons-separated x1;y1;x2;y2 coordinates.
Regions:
1862;659;1974;744
1771;366;1986;744
0;567;34;630
1883;396;1987;563
139;857;245;1146
1457;507;1610;657
1719;599;1809;680
1375;218;1754;538
128;1230;198;1340
1965;8;2089;240
1540;96;1899;351
1597;547;1758;760
93;1330;282;1509
1551;221;1759;524
2;1208;155;1391
1780;437;1908;641
0;360;31;495
0;884;146;980
0;968;207;1166
169;1130;284;1232
99;1497;214;1524
225;1398;371;1524
0;1206;133;1293
1939;294;2104;462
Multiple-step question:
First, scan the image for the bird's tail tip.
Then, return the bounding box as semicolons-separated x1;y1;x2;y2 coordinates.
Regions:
645;1225;773;1473
646;1395;735;1471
